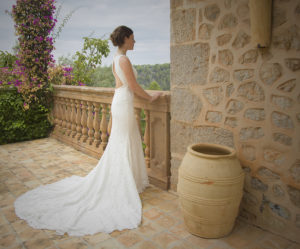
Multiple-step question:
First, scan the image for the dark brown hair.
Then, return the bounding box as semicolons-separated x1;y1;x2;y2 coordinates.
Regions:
110;25;133;47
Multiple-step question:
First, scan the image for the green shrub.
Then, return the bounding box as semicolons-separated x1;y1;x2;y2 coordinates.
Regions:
0;87;53;145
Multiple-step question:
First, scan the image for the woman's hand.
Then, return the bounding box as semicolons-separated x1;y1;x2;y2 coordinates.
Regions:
149;92;163;103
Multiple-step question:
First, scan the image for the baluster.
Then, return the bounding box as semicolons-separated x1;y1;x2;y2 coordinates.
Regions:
108;105;112;136
57;97;63;129
135;108;142;137
75;99;82;140
70;99;77;138
61;98;67;135
53;96;59;134
66;98;72;136
80;100;88;143
100;103;108;152
87;101;95;145
144;109;150;168
93;102;101;147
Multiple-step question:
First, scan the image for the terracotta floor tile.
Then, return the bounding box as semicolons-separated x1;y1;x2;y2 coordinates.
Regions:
136;221;165;238
0;234;19;248
258;234;293;249
0;223;14;235
156;200;179;213
143;208;164;220
131;240;160;249
151;231;179;248
93;238;125;249
2;206;19;223
109;229;130;238
56;237;88;249
146;198;165;206
82;232;111;245
168;239;199;249
18;226;48;242
185;234;217;248
155;213;178;229
169;223;190;239
116;231;143;247
23;237;55;249
157;192;178;201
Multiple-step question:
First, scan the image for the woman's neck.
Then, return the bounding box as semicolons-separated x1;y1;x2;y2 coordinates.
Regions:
117;47;127;55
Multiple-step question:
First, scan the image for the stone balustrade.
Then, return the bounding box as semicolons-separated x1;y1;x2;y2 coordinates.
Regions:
50;85;171;189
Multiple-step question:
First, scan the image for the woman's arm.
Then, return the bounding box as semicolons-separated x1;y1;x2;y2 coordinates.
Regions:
119;56;153;101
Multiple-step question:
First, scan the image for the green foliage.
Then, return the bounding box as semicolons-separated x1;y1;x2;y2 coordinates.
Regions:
135;63;170;90
0;51;17;68
72;37;110;86
0;88;53;145
147;80;162;90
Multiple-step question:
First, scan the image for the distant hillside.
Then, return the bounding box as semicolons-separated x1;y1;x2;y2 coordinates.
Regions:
91;63;170;90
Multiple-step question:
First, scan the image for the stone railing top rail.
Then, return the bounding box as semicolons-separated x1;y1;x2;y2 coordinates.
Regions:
53;85;170;112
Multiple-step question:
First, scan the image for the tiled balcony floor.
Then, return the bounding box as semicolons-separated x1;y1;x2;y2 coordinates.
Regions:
0;137;299;249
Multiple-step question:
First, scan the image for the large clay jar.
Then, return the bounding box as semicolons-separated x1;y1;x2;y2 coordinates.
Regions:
177;143;245;238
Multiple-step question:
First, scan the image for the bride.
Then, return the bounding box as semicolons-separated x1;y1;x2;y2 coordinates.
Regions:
14;25;163;236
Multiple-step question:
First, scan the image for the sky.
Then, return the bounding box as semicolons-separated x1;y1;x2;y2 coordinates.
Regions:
0;0;170;66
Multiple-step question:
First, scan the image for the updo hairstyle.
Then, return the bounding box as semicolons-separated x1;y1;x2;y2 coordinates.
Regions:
110;25;133;47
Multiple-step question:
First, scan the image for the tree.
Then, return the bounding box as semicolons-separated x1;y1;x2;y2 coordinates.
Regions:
147;80;162;90
72;37;110;86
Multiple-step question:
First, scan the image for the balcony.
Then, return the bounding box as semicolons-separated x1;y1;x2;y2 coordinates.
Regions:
1;136;298;248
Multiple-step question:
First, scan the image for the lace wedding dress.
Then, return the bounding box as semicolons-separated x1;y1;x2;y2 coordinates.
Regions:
14;54;150;236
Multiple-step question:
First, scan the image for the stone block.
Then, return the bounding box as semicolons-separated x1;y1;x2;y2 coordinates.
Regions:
218;49;234;66
263;149;285;167
217;34;232;46
287;185;300;208
277;79;296;92
209;66;230;83
289;160;300;183
232;31;250;49
198;23;214;40
272;184;285;197
260;63;282;85
234;69;254;82
238;82;265;102
171;8;196;43
171;42;210;86
203;86;223;105
273;25;300;50
226;99;244;114
271;111;294;129
224;117;238;128
218;13;237;30
240;127;264;140
271;95;293;110
226;83;234;97
244;108;265;121
273;133;292;146
251;177;268;191
170;121;234;155
285;58;300;71
205;111;222;123
171;87;202;122
239;49;258;64
204;3;220;21
258;167;280;180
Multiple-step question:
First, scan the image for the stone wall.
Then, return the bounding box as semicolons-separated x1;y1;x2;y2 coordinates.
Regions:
170;0;300;242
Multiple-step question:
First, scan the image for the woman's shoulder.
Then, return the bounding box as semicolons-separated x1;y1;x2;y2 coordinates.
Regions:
118;55;132;67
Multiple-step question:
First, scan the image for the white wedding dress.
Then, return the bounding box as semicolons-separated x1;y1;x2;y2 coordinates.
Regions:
14;54;150;236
